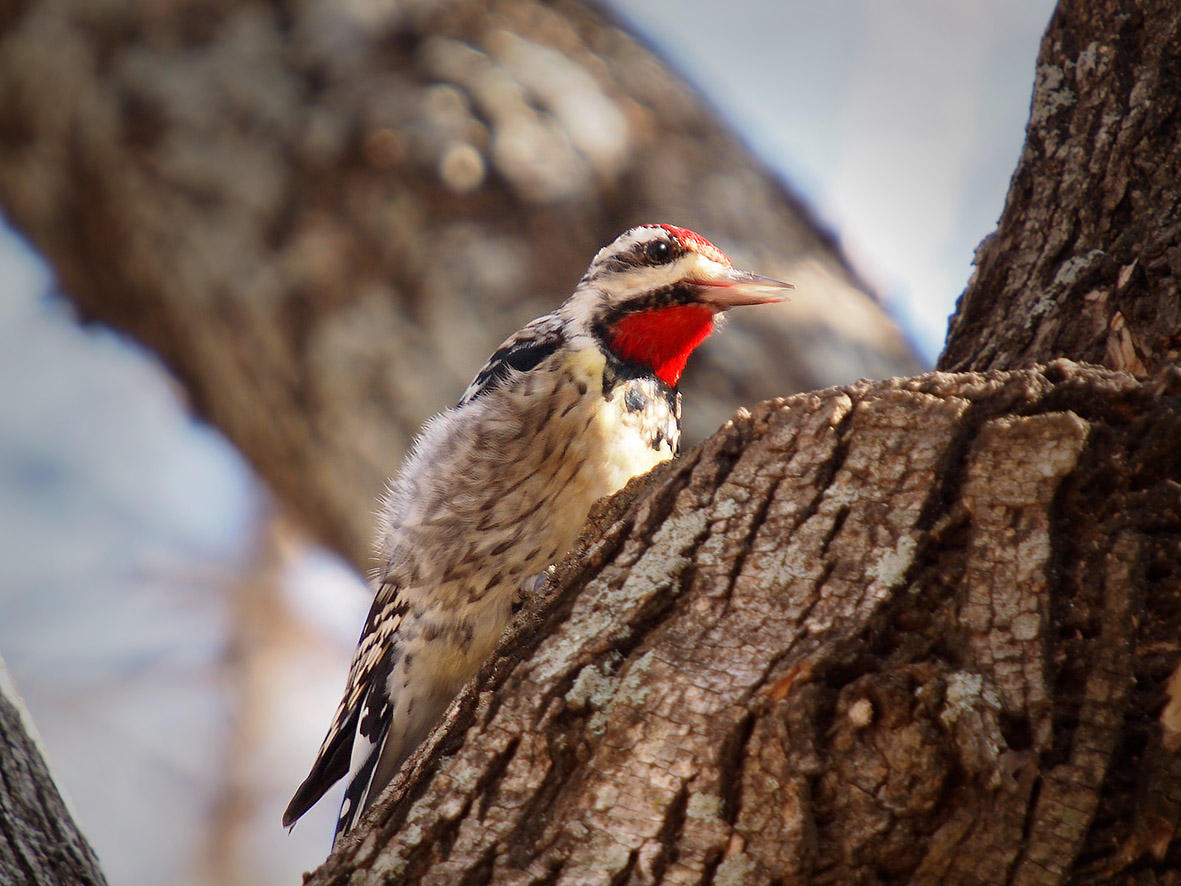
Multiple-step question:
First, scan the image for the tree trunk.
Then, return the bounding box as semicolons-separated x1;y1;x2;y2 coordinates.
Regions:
0;661;107;885
2;0;1180;883
940;1;1181;377
311;360;1181;884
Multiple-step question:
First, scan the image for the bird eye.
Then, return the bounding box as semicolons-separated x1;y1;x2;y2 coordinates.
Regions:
644;240;673;264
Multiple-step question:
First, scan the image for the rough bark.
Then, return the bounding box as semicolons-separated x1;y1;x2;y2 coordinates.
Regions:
309;362;1181;884
0;662;107;886
1;0;1179;882
940;1;1181;376
0;0;917;571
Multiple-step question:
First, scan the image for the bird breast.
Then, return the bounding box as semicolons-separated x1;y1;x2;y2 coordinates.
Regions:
377;341;678;618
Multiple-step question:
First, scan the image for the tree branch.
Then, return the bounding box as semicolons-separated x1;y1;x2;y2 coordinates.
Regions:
941;0;1181;376
0;661;106;885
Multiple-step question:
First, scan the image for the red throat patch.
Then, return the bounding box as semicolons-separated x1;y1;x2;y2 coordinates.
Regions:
609;304;716;388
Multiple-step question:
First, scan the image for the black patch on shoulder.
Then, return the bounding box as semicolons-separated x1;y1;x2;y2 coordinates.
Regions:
461;329;564;405
624;388;647;413
504;340;559;372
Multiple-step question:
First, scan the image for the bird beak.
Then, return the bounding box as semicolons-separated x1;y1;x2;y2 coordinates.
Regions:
693;267;794;309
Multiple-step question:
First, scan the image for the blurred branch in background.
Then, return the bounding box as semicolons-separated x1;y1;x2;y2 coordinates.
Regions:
0;0;918;571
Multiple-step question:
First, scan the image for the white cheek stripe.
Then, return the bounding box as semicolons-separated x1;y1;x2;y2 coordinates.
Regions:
562;251;729;330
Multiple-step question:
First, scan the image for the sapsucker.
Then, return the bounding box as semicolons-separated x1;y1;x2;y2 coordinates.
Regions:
284;224;791;841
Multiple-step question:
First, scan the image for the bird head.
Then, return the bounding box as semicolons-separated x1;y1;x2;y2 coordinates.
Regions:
563;224;792;388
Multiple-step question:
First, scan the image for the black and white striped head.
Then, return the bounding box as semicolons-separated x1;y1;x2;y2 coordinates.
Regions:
564;224;792;387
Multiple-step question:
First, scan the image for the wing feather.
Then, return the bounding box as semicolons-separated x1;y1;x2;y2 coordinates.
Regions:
458;315;564;405
335;670;394;836
283;582;409;828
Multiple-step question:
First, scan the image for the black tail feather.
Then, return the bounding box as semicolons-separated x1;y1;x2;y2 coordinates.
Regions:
283;703;360;829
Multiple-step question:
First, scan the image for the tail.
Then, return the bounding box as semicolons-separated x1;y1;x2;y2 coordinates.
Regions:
283;703;360;830
284;680;395;844
331;680;450;842
333;697;393;839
